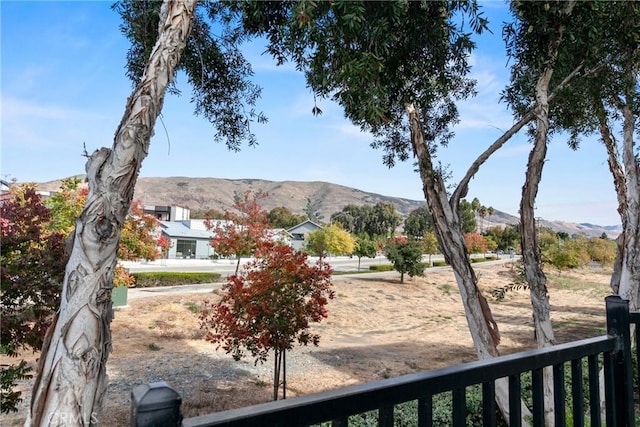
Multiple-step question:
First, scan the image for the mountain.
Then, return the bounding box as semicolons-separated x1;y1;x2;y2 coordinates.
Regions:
33;176;621;237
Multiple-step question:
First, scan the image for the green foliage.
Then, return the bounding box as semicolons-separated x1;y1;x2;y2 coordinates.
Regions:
484;225;521;252
44;176;87;236
353;235;377;270
384;237;425;283
237;1;486;166
330;204;367;235
1;360;32;414
113;0;266;151
458;200;478;234
315;358;608;427
267;206;307;229
469;198;494;233
331;202;402;240
191;208;226;220
131;272;222;287
422;232;439;255
354;235;377;258
368;264;395;272
490;260;528;301
305;223;356;256
404;205;433;239
544;245;588;270
540;235;613;271
315;387;506;427
369;202;403;239
304;197;325;223
586;237;617;267
432;260;450;267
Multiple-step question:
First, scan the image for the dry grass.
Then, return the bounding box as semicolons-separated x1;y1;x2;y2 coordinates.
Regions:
1;262;613;426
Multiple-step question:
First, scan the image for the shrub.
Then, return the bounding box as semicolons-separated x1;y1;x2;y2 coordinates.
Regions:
432;260;449;267
369;264;395;272
131;272;222;287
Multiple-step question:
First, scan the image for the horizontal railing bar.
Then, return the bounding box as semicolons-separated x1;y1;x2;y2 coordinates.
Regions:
183;335;615;427
627;311;640;323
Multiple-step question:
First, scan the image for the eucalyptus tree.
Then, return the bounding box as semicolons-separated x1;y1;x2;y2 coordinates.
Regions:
330;204;371;236
331;202;400;239
459;199;478;233
403;205;433;239
234;0;542;420
28;1;266;424
368;202;403;238
504;0;638;346
541;1;639;309
503;2;636;422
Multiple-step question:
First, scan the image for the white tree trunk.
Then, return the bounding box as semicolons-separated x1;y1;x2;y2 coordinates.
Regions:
27;2;197;425
520;66;557;426
615;101;640;307
406;104;531;425
598;66;640;423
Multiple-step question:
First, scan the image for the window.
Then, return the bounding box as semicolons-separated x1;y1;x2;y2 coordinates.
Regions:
176;239;196;259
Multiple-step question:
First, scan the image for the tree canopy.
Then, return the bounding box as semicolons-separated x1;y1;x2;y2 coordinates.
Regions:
207;190;270;274
200;241;334;400
113;0;267;151
1;185;67;413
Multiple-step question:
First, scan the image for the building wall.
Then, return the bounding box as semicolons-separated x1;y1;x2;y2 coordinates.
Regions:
165;237;214;259
171;206;190;221
287;221;322;251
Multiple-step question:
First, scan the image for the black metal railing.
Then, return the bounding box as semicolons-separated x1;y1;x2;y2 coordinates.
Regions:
132;296;637;426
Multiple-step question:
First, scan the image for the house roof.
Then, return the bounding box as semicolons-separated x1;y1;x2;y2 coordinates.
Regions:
160;221;212;240
160;221;291;241
287;220;323;234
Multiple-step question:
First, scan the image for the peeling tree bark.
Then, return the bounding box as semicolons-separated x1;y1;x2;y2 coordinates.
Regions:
517;4;576;424
597;63;640;424
613;100;640;308
27;1;197;425
407;104;532;425
520;66;557;426
596;101;628;295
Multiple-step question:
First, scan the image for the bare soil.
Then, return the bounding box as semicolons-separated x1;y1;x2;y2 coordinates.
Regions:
1;261;613;426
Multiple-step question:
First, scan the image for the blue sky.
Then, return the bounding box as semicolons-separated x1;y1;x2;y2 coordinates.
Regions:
1;1;621;226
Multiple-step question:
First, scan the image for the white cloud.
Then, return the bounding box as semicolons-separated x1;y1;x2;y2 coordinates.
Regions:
321;123;372;142
2;96;108;121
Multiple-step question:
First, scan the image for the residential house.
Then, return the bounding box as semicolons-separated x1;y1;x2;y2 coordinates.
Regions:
286;220;323;251
158;211;294;259
145;205;190;222
159;219;215;259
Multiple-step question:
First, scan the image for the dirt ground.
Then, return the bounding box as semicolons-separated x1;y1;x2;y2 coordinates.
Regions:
1;261;613;426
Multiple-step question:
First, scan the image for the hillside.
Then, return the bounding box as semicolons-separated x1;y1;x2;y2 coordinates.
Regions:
33;176;621;237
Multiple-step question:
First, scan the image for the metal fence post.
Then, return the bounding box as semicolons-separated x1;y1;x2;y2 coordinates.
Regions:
605;295;634;426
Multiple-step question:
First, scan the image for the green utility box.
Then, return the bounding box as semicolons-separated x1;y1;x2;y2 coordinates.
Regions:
111;286;128;307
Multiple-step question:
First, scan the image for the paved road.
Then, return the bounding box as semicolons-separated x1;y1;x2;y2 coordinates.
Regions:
126;256;519;302
122;255;401;274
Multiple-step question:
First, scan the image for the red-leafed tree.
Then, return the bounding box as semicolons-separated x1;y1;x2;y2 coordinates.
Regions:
206;190;270;275
199;241;334;401
1;185;67;413
118;200;168;261
465;233;489;255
